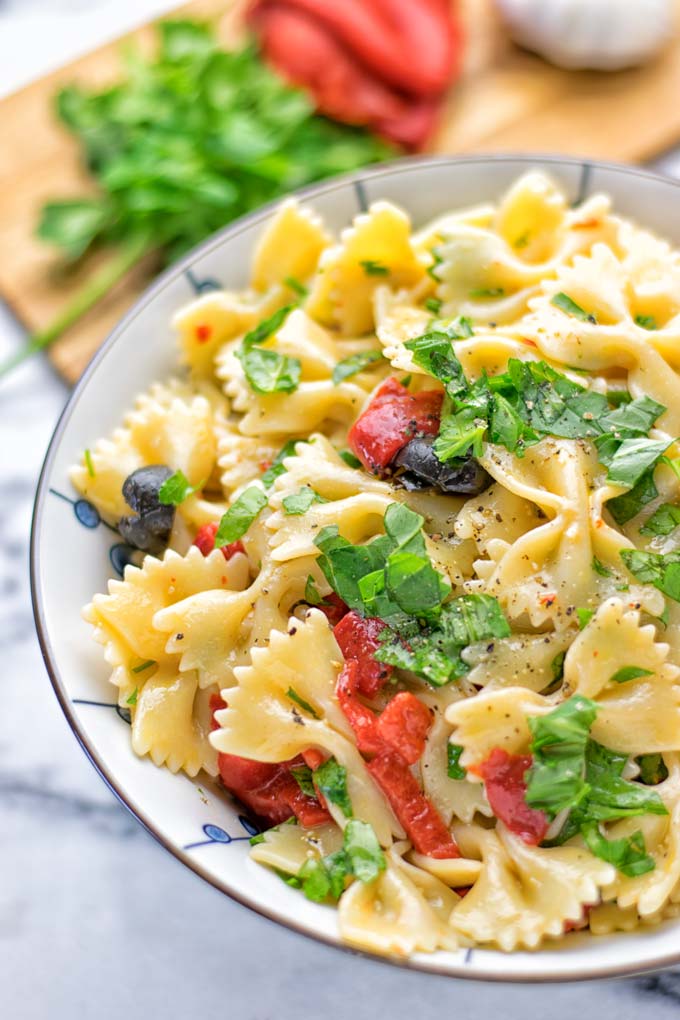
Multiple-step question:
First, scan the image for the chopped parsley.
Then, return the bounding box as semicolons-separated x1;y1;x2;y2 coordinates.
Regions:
236;303;301;394
610;666;654;684
607;469;658;525
84;448;95;478
526;696;667;876
282;486;328;515
290;764;316;798
359;259;389;276
332;349;383;385
261;439;301;489
639;503;680;537
313;757;353;817
304;575;325;606
215;485;268;546
576;607;594;629
286;687;319;718
126;688;138;706
131;659;156;674
447;743;466;780
592;557;612;577
620;548;680;603
551;292;596;323
158;469;202;506
296;819;385;902
424;297;442;315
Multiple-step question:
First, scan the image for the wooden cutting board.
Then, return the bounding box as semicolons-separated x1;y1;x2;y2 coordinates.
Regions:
2;0;680;383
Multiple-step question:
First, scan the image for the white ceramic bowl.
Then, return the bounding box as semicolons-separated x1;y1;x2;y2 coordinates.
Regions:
31;155;680;982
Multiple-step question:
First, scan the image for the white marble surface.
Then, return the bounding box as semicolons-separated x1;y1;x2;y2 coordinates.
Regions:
4;2;680;1016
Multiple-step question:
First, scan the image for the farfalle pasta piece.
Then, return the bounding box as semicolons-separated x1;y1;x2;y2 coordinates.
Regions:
174;291;258;377
338;845;460;956
419;698;493;826
306;201;425;335
131;665;218;777
83;547;247;703
449;824;615;951
249;199;330;293
211;609;401;844
444;687;548;770
250;819;344;874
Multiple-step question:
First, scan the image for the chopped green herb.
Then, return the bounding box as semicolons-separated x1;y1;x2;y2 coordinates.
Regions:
294;818;385;903
513;231;530;249
290;764;316;798
359;259;389;276
313;757;353;817
592;557;612;577
339;449;362;469
242;304;297;349
603;437;671;490
282;486;328;515
249;832;266;846
261;440;301;489
376;593;510;687
236;304;301;395
427;248;443;280
401;374;412;388
424;297;442;315
469;287;505;298
158;469;202;506
284;276;308;298
610;666;654;684
131;659;156;674
332;349;383;385
581;823;655;877
215;485;268;546
635;314;658;330
607;469;658;525
577;607;594;629
662;455;680;481
447;743;466;780
84;448;95;478
621;548;680;602
640;503;680;537
550;650;566;687
657;604;670;628
286;687;319;718
304;575;325;606
551;292;596;323
637;753;668;786
126;688;138;706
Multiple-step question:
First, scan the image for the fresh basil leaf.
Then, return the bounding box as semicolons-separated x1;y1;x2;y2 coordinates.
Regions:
404;331;468;396
640;503;680;537
282;486;327;515
297;857;333;901
583;740;667;822
581;822;655;878
315;526;387;612
551;292;596;323
215;485;267;546
592;557;612;577
607;468;658;525
290;764;316;798
551;651;566;684
339;449;362;469
577;607;594;629
610;666;654;684
635;314;658;330
427;248;443;280
343;820;386;883
424;297;442;315
447;743;466;780
158;468;202;505
384;550;452;616
313;757;353;817
131;659;156;674
359;259;389;276
241;303;297;349
637;753;668;786
304;575;325;606
261;439;301;488
332;350;383;385
604;437;670;489
237;345;301;395
286;687;319;719
621;548;680;602
284;276;308;298
601;395;665;435
433;413;486;462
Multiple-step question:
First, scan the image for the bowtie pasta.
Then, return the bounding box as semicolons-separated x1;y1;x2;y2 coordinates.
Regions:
77;172;680;957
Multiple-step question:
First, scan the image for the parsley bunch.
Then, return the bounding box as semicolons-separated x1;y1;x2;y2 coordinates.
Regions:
0;19;392;378
525;696;668;876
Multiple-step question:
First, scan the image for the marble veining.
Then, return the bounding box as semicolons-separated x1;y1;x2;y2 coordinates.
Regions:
4;3;680;1015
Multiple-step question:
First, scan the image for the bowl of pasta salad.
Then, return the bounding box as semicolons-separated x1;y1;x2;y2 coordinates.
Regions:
31;155;680;981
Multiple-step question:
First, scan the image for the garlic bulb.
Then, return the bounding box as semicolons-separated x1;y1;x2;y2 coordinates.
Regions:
495;0;674;71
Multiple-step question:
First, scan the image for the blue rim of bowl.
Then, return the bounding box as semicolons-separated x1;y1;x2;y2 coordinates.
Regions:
30;153;680;983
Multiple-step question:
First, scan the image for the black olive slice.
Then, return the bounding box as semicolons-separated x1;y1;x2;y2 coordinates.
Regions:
119;465;175;553
393;436;491;496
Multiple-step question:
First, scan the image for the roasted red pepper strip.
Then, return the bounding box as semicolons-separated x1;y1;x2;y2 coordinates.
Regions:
336;661;385;756
368;750;460;858
193;521;245;561
333;611;392;698
209;695;329;827
474;748;549;846
375;691;432;765
348;377;443;474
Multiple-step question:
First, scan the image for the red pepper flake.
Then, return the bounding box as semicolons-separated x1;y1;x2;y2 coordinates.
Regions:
474;747;549;845
259;459;273;473
195;323;212;343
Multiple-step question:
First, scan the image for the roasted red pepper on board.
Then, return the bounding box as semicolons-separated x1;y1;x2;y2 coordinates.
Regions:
348;377;443;474
248;0;463;149
474;748;550;846
209;695;330;827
